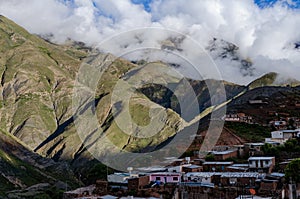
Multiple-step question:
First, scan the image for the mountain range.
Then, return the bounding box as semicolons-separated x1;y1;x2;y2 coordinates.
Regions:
0;15;300;198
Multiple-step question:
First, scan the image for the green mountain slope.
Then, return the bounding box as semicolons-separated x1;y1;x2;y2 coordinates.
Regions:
0;130;80;198
0;15;86;150
0;16;186;169
2;15;300;196
248;72;300;89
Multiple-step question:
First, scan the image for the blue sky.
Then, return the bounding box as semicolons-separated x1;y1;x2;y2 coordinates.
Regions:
255;0;300;8
131;0;300;11
132;0;152;11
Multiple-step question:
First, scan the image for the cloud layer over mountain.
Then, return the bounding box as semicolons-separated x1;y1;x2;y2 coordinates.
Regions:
0;0;299;84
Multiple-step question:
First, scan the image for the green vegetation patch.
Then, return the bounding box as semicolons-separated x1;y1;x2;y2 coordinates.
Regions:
225;122;271;142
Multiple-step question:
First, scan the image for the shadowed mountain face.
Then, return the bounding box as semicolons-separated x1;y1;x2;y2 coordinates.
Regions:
0;16;186;170
0;130;80;198
1;15;300;196
0;15;245;164
139;79;246;120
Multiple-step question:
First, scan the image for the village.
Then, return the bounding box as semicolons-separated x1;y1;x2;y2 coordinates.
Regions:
63;112;300;199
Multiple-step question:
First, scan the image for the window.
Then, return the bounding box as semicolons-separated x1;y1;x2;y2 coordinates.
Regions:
173;177;179;181
265;160;269;165
155;177;161;181
229;178;237;185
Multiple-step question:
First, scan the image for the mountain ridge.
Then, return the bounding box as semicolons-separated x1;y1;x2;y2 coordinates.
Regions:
1;15;300;197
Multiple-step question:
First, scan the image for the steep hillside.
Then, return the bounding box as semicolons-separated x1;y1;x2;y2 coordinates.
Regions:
227;85;300;124
140;79;246;121
0;16;185;169
248;72;300;89
0;15;86;151
2;15;300;196
0;130;79;198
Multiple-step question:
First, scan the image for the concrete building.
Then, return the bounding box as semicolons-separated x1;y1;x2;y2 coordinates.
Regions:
182;165;203;173
185;172;217;184
226;164;249;172
248;157;275;173
210;150;238;161
149;172;181;183
107;173;138;184
128;176;150;191
185;172;265;186
202;161;233;172
219;172;265;187
233;145;245;158
244;143;265;156
265;129;299;144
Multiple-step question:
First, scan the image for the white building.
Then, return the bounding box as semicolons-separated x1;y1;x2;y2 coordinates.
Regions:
185;172;217;183
248;157;275;173
265;129;299;144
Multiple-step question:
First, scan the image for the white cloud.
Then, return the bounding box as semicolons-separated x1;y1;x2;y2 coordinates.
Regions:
0;0;299;84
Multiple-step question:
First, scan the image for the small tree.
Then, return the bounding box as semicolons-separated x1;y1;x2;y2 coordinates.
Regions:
205;154;215;161
285;158;300;183
86;163;113;184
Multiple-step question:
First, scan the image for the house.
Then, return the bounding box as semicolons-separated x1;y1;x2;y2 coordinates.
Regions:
178;181;215;198
167;165;184;173
149;172;181;183
185;172;265;186
266;173;285;183
210;149;238;161
265;129;299;144
258;179;279;196
219;172;265;187
107;173;138;184
193;159;205;166
185;172;217;184
244;143;265;156
270;120;287;130
165;158;185;166
167;163;193;173
202;161;233;172
128;176;150;191
226;164;249;172
182;165;203;173
248;157;275;173
233;145;245;158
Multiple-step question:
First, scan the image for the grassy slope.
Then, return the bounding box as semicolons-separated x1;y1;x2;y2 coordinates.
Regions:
0;130;80;197
225;122;271;142
248;72;300;89
0;15;87;151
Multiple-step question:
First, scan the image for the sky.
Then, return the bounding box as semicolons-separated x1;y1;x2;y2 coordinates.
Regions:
0;0;300;84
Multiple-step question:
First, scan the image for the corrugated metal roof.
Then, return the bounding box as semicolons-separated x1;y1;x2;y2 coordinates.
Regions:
248;157;274;161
